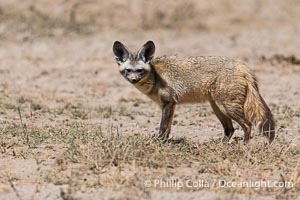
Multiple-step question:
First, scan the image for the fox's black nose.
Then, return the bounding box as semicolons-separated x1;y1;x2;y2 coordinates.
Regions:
130;78;139;84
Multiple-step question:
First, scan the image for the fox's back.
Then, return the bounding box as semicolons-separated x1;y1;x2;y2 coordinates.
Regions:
150;56;244;102
152;56;238;78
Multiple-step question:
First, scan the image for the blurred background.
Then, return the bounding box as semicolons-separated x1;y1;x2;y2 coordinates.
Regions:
0;0;299;119
0;0;299;41
0;0;299;120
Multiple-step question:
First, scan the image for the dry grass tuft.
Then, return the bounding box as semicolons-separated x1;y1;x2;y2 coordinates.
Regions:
1;120;299;196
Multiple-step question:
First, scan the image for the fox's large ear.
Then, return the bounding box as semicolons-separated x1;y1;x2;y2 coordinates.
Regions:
113;41;130;64
138;41;155;63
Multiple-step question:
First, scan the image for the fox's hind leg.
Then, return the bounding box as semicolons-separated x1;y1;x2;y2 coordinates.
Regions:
223;103;252;143
235;118;252;143
209;100;234;142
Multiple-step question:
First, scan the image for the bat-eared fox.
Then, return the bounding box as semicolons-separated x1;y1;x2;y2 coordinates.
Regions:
112;41;275;143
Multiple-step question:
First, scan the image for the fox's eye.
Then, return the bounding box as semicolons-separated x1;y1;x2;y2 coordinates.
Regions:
125;69;132;73
136;69;144;73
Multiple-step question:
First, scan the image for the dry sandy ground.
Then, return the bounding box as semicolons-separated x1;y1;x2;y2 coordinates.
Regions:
0;1;300;200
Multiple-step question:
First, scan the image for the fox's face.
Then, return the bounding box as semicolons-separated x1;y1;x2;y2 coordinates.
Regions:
113;41;155;84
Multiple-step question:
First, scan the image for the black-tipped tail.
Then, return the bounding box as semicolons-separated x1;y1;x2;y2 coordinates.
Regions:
259;99;275;143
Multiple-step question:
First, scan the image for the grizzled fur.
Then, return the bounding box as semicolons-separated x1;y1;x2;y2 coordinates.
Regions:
113;41;275;143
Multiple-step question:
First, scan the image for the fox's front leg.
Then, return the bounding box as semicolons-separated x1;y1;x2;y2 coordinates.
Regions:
158;102;176;140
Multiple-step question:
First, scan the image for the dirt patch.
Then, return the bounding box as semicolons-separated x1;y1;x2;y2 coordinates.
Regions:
0;121;299;199
0;0;300;199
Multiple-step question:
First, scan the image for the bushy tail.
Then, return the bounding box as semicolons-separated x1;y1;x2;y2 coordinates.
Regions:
244;73;275;143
